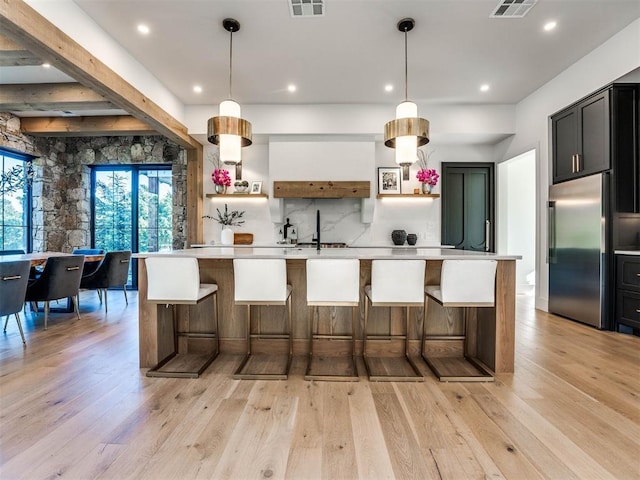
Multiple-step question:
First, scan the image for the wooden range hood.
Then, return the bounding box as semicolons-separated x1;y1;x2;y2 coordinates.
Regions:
273;181;370;199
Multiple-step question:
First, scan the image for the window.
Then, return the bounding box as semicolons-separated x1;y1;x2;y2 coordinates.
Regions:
0;149;32;252
91;165;172;286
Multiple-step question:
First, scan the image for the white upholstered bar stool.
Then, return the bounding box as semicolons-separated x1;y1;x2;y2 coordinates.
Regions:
145;257;219;378
233;258;292;380
305;258;360;381
422;259;497;382
363;259;425;381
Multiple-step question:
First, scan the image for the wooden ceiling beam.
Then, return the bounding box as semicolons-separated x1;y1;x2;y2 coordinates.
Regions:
0;83;116;111
20;115;157;137
0;1;200;150
0;31;41;66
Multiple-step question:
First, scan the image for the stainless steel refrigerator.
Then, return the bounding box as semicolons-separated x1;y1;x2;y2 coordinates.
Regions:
548;173;609;328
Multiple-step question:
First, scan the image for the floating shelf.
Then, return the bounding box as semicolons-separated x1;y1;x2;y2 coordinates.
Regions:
206;193;269;198
376;193;440;199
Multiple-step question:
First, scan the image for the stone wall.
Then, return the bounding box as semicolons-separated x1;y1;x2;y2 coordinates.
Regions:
0;113;187;252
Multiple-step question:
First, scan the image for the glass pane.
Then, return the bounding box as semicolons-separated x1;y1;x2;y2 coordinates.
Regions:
1;154;28;252
93;170;133;252
138;169;173;253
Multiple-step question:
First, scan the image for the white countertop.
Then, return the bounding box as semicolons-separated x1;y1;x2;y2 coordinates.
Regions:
135;247;521;261
615;250;640;256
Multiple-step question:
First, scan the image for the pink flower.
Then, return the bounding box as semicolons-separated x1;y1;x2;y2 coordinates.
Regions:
211;168;231;186
416;168;439;186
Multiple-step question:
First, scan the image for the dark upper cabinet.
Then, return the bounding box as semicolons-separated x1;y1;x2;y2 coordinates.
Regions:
551;84;639;213
552;89;610;184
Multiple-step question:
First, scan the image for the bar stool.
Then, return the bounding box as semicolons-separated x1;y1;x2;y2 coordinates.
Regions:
233;258;292;380
305;258;360;381
145;257;219;378
363;259;425;381
422;259;497;382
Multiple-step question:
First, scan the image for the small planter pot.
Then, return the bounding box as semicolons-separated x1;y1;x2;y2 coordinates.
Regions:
391;229;407;246
220;226;234;245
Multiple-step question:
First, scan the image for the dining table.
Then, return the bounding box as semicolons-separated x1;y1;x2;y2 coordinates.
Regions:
0;251;106;312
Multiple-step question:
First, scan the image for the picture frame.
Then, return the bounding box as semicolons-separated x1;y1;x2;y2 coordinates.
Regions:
378;167;401;194
250;181;263;194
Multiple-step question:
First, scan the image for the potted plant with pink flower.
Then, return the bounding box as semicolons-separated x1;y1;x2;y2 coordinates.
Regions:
416;149;439;194
208;152;232;194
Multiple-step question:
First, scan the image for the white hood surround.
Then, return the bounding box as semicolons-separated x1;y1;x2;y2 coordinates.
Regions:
268;136;376;226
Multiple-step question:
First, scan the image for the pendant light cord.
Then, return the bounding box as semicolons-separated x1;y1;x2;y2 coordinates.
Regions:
404;27;408;102
228;29;234;99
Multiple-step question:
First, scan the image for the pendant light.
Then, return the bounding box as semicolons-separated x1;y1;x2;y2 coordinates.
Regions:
207;18;252;166
384;18;429;180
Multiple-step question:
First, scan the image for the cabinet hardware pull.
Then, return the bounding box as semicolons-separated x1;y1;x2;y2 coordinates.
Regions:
571;155;576;173
576;154;580;172
2;275;22;281
636;309;640;313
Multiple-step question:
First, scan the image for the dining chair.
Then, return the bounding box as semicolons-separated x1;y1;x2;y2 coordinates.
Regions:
145;256;219;378
79;250;131;312
305;258;360;381
25;255;85;330
422;259;497;381
232;258;292;380
363;259;425;381
1;260;31;344
72;248;105;276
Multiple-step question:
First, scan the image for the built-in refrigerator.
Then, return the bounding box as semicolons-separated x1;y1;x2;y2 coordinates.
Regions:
548;173;609;328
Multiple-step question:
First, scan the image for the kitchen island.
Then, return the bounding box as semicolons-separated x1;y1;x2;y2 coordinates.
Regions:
135;247;520;375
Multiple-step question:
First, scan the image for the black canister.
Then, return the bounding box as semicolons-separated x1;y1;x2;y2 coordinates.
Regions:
391;229;407;246
406;234;417;245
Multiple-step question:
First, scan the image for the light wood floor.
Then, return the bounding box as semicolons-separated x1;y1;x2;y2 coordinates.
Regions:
1;291;639;480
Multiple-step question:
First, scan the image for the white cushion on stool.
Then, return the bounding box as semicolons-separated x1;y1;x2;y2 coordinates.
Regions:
233;258;289;303
307;258;360;305
430;259;497;306
146;257;217;303
367;260;425;304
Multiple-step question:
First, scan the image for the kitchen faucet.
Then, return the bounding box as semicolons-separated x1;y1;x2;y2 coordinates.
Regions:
313;209;321;250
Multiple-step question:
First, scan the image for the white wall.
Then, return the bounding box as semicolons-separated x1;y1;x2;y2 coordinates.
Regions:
498;150;536;294
494;18;640;310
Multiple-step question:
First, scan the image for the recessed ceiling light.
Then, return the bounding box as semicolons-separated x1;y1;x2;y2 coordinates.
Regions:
41;63;51;68
193;85;203;94
137;24;150;35
480;84;490;92
543;21;557;32
384;84;394;92
287;84;297;92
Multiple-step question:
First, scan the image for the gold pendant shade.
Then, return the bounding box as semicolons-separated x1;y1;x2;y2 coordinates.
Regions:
207;116;253;148
383;117;430;149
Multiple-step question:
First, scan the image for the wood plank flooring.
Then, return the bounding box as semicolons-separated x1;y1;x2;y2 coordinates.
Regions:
1;291;639;479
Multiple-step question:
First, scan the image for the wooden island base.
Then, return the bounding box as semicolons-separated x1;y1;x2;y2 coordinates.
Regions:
137;249;516;376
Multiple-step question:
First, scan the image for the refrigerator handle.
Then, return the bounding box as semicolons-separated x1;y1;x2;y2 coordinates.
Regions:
485;220;490;252
548;201;557;264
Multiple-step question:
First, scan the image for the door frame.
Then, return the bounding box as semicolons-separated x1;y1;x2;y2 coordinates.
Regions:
441;162;495;252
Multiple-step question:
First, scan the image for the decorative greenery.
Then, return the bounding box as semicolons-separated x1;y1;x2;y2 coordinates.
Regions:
204;203;245;226
0;162;34;194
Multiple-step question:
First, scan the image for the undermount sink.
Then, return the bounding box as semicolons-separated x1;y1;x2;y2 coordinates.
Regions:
295;242;349;249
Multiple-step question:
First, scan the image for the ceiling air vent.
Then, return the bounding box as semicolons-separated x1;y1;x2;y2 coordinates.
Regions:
289;0;324;17
490;0;537;18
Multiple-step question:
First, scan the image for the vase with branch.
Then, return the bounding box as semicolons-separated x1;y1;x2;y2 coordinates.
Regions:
416;149;439;194
203;203;245;245
207;152;231;194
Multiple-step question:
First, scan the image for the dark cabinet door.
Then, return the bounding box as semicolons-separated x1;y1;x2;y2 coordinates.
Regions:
441;164;494;252
579;90;610;176
551;89;610;184
552;107;579;183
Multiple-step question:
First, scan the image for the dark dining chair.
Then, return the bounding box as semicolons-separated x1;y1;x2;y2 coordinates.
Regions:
1;260;31;344
0;249;26;256
25;255;85;330
79;250;131;313
72;248;105;276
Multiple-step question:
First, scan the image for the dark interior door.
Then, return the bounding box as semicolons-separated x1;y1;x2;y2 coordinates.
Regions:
441;163;494;252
